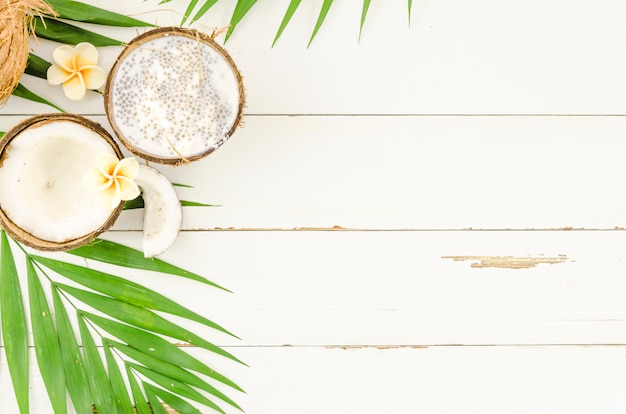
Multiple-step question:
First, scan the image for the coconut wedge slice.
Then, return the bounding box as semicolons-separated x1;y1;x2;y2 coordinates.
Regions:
135;164;182;258
0;114;124;251
105;27;245;165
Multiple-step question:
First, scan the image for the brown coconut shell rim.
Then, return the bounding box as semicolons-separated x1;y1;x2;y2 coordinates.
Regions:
104;26;246;165
0;113;124;252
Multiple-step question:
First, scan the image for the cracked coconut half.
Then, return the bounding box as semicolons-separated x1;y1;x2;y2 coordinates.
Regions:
104;27;245;165
0;114;184;256
0;114;125;251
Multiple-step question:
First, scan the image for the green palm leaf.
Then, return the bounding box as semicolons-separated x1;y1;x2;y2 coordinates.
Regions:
0;232;29;414
148;385;203;414
66;239;229;290
103;345;135;413
126;366;151;414
12;83;64;112
109;339;243;410
25;54;52;80
77;315;119;414
180;0;200;25
225;0;259;42
33;256;235;335
88;314;243;364
191;0;220;25
143;383;169;414
84;312;245;389
51;289;92;414
273;0;302;47
27;260;66;413
359;0;371;41
131;363;226;414
123;196;215;210
408;0;413;25
34;18;122;46
57;284;237;358
46;0;154;27
308;0;334;47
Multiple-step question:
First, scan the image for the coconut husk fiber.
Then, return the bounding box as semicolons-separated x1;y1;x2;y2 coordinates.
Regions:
0;0;56;105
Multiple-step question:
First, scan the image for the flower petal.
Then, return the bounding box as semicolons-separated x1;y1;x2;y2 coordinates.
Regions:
81;66;106;90
96;153;120;178
102;180;122;209
74;42;99;68
52;45;76;72
113;157;139;180
62;74;86;101
47;64;73;86
117;176;140;201
83;166;112;191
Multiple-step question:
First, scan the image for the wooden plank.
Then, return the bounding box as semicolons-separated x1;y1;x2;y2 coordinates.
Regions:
3;345;626;413
4;0;626;115
2;115;624;230
87;230;626;347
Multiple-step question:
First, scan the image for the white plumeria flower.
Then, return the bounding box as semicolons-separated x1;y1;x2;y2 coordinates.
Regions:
47;42;106;101
83;154;140;209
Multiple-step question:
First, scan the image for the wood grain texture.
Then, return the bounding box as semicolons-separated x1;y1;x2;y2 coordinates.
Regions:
3;0;626;115
1;0;625;412
3;115;625;231
3;346;626;414
94;230;626;347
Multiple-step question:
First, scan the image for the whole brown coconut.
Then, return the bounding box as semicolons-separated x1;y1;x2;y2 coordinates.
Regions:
0;0;56;105
105;27;246;165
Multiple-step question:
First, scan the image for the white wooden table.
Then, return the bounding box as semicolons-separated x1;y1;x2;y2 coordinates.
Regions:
3;0;626;412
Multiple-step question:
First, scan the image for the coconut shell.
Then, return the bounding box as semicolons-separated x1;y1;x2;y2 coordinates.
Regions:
0;0;56;105
0;114;124;251
104;26;246;165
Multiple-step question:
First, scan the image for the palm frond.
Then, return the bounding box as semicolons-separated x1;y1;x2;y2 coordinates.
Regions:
225;0;259;42
12;83;64;112
0;233;242;413
359;0;371;41
308;0;334;47
1;232;29;413
273;0;302;47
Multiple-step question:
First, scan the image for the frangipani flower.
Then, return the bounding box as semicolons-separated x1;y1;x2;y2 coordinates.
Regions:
47;42;106;101
83;154;140;209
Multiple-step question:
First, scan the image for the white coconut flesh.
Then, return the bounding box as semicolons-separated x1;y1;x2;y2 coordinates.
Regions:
108;34;241;161
0;121;118;243
135;164;182;258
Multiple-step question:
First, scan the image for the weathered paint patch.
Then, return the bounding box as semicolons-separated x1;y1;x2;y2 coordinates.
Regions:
442;254;569;269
